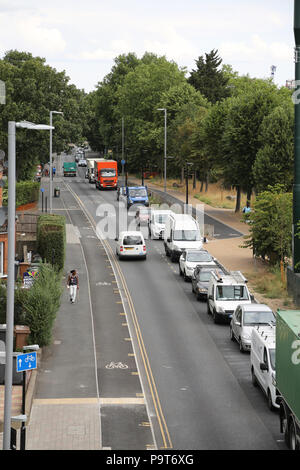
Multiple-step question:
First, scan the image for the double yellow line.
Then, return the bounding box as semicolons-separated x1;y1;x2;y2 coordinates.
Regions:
65;184;172;450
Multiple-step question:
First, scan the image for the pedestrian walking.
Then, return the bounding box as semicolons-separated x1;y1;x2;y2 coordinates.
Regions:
67;269;79;303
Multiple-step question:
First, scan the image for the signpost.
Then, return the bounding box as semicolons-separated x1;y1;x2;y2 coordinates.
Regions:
16;351;37;372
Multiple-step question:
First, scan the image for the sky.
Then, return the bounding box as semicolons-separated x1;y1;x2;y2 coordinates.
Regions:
0;0;296;93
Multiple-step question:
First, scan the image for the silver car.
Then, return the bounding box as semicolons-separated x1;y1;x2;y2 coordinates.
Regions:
230;304;276;353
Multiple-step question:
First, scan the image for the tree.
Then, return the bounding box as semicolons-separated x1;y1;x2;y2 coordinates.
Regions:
0;50;90;180
188;49;230;104
253;102;294;193
243;185;293;265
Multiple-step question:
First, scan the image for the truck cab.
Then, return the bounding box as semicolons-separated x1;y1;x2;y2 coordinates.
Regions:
126;186;149;209
63;161;77;177
95;160;118;190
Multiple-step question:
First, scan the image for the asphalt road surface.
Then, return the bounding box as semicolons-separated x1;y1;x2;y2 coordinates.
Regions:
47;155;285;450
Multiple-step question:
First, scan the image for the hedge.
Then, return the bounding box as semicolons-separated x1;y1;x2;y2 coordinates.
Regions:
0;263;63;347
37;214;66;271
2;181;40;207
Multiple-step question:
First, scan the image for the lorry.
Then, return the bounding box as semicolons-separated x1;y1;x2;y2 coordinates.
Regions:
164;213;202;262
276;309;300;450
86;158;104;184
126;186;149;209
94;160;118;190
63;161;77;177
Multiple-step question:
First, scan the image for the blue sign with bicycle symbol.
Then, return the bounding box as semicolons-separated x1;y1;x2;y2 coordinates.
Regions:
16;352;37;372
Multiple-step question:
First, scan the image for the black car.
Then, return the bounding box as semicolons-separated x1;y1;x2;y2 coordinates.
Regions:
191;265;225;301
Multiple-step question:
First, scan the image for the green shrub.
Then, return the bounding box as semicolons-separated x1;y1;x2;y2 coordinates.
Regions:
37;214;66;271
21;263;63;346
2;181;40;207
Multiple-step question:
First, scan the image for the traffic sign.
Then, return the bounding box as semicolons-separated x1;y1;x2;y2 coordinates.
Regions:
16;352;37;372
121;159;125;166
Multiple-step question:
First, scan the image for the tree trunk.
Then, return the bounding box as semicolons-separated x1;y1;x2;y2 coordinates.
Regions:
193;170;196;190
235;186;241;213
246;188;252;204
181;167;184;184
205;172;209;192
200;180;204;192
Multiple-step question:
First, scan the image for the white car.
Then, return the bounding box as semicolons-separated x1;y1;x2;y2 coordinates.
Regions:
179;249;216;281
78;159;87;167
149;210;172;239
230;304;276;352
115;231;147;260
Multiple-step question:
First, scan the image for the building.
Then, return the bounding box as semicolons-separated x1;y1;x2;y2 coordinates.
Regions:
0;162;8;278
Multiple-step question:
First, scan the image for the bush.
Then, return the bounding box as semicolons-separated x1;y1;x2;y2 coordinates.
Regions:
21;263;63;346
2;181;40;208
37;214;66;271
0;263;63;347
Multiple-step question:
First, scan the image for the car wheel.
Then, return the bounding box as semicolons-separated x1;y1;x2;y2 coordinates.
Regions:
183;270;188;282
207;302;211;315
230;326;235;342
239;338;244;353
251;367;257;387
179;265;183;276
267;389;275;412
213;309;220;324
196;292;202;301
170;252;177;263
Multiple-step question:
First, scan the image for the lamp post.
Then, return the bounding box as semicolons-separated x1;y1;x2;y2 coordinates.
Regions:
185;161;193;205
50;111;63;214
3;121;54;451
157;108;167;192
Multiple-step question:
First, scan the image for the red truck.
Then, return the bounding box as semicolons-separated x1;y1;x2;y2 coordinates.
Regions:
94;160;118;190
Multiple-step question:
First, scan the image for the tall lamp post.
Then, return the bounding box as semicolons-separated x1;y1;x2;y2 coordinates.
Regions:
157;108;167;192
50;111;63;214
185;161;194;205
3;121;54;451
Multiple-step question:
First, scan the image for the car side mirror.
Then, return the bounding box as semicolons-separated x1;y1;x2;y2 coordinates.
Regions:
260;362;268;372
250;294;255;302
235;321;241;327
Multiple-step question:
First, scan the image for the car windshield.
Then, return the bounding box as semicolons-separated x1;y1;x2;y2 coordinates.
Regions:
155;214;168;224
101;169;116;177
187;252;212;262
123;236;143;246
173;230;201;241
216;285;249;301
198;272;212;282
269;349;276;371
129;188;147;197
243;310;275;326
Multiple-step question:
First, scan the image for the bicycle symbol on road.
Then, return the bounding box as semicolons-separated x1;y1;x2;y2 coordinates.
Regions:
105;362;128;369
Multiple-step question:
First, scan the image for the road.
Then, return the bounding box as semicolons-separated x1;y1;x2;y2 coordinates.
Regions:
39;154;285;450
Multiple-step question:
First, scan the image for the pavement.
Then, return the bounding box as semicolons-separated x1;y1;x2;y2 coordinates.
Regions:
0;171;269;450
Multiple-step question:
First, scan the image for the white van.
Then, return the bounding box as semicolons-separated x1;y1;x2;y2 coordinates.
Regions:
250;325;278;410
164;213;202;262
207;271;252;323
149;210;172;239
115;231;147;260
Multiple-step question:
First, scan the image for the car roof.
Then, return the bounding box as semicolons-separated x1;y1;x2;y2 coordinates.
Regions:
241;304;273;312
120;231;144;237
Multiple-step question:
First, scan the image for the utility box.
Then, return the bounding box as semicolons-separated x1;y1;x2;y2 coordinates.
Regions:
14;325;30;351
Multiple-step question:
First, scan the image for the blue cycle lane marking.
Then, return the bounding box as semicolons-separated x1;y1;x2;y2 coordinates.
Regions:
16;352;37;372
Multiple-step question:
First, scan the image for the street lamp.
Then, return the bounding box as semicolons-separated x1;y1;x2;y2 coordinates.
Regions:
157;108;167;192
50;111;63;214
3;121;54;451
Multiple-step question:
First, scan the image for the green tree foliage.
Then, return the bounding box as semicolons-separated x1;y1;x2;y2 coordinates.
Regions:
188;49;230;104
243;185;293;265
253;102;294;193
0;50;90;180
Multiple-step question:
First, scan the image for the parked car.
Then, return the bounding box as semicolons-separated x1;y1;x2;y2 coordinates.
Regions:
78;159;87;167
115;231;147;260
148;210;172;239
135;207;151;226
250;324;278;410
230;303;276;352
191;265;226;300
179;249;216;281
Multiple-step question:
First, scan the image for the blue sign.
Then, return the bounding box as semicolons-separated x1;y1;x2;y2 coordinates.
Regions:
16;352;37;372
121;159;125;166
40;188;45;193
